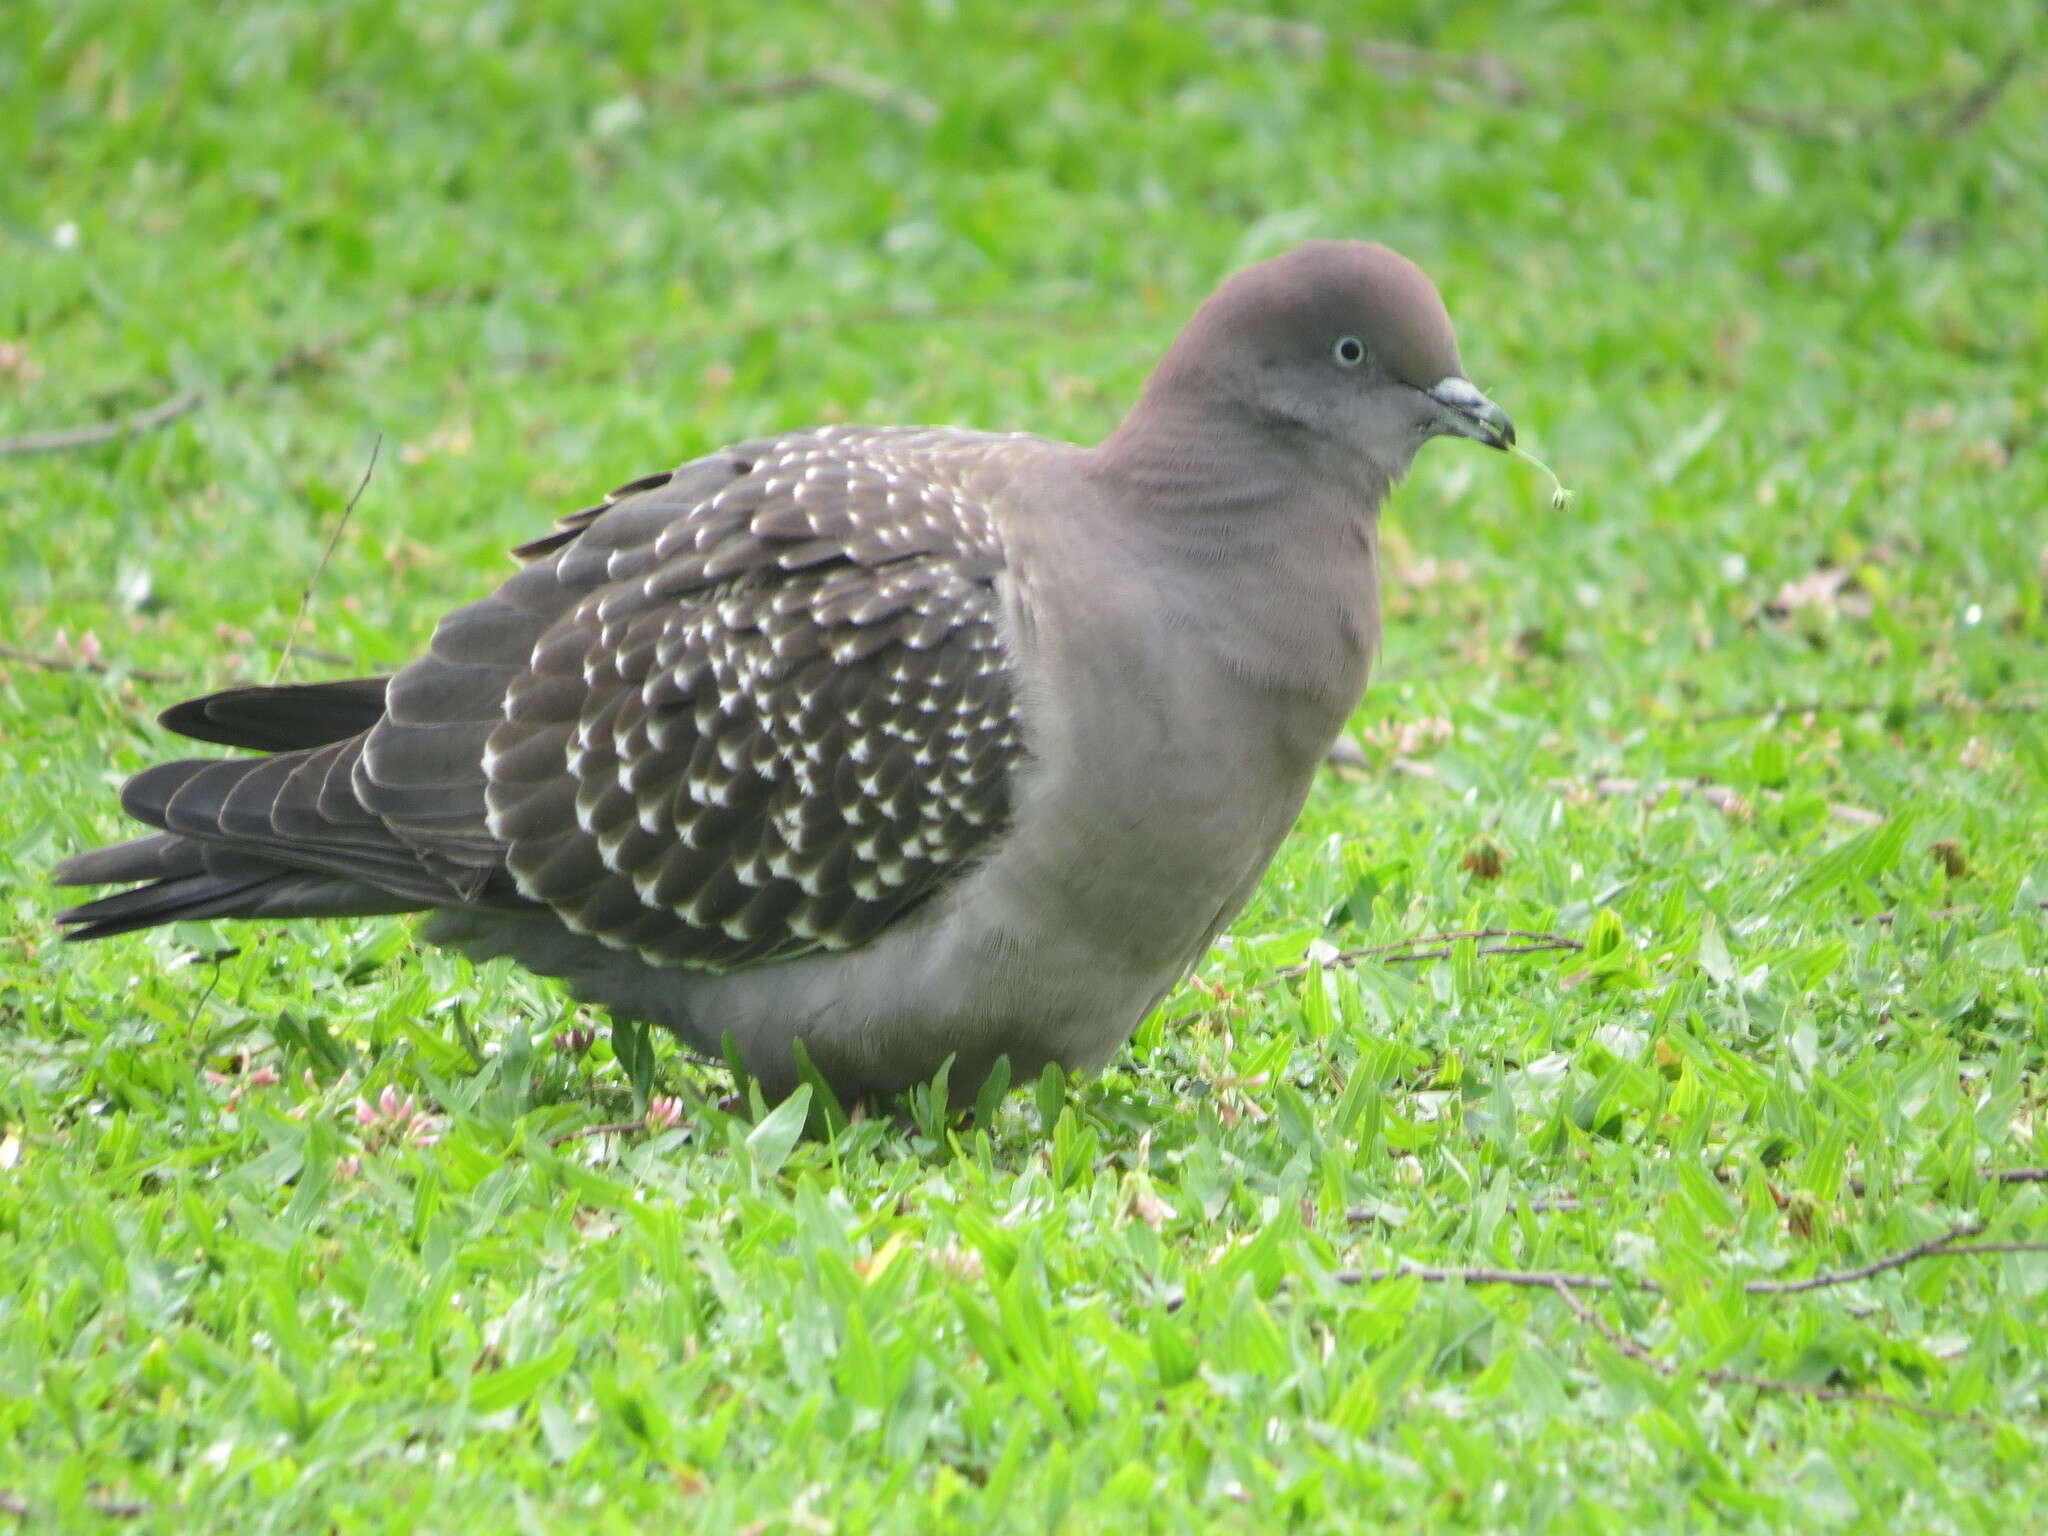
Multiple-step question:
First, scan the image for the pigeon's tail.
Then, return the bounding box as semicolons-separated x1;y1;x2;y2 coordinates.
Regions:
54;677;495;941
53;831;421;940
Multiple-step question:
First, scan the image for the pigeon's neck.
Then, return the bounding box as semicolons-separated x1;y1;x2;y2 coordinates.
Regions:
1081;395;1387;760
1089;382;1393;516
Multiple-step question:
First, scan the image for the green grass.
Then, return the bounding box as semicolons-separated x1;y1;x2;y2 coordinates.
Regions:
4;0;2046;1529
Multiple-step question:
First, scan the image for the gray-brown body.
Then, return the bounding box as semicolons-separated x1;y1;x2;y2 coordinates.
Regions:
56;241;1511;1105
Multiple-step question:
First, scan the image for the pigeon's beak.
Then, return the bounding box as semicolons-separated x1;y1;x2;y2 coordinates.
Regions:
1426;376;1515;451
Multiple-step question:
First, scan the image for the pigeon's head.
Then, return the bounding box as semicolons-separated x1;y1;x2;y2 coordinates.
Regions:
1144;240;1513;485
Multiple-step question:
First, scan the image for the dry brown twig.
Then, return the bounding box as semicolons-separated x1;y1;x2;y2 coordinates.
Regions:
1269;927;1584;986
1742;1221;1985;1294
1857;898;2048;928
1545;1277;1951;1420
1294;1220;2044;1417
0;1490;148;1520
1202;10;1528;101
0;643;185;686
1714;46;2023;141
0;389;203;458
1564;774;1885;829
692;67;938;124
1690;694;2041;725
1369;755;1885;828
272;434;381;684
1335;1219;2048;1299
1933;46;2026;136
0;282;492;462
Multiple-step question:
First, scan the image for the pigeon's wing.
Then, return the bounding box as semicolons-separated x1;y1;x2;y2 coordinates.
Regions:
455;426;1031;969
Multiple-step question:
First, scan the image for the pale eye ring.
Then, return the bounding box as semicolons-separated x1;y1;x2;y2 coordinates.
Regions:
1333;335;1367;368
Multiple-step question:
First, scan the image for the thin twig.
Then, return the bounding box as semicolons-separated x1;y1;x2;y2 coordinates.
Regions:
1548;1278;1951;1420
0;1492;148;1521
1347;1195;1599;1225
1324;1220;2032;1300
0;643;185;686
1715;47;2024;142
182;947;237;1034
1689;694;2041;724
1201;10;1527;101
1935;47;2025;136
1337;1261;1618;1292
1562;774;1886;829
1384;758;1883;829
693;67;937;123
257;283;497;388
1856;898;2048;927
1;282;494;462
0;388;203;458
1270;927;1584;984
273;434;379;685
1745;1221;1980;1293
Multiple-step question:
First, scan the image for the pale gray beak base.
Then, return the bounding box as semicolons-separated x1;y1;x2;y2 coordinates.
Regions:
1426;376;1515;450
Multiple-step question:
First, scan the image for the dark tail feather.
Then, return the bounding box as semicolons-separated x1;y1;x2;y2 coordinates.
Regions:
55;867;421;940
51;831;204;888
157;678;390;752
55;833;421;940
55;750;440;942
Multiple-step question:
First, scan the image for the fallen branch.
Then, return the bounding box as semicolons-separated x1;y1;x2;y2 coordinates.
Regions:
0;282;494;461
0;388;203;458
1202;10;1528;101
1563;774;1885;829
1934;46;2025;136
1377;757;1885;828
693;67;937;124
1857;898;2048;927
1271;926;1584;985
1744;1220;1981;1293
0;1490;148;1520
1337;1261;1616;1292
0;642;185;686
1690;694;2041;724
1322;1220;2048;1301
1547;1278;1951;1420
255;282;497;389
1720;46;2024;142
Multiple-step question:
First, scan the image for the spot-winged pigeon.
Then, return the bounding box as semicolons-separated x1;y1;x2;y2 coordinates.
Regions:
56;241;1515;1104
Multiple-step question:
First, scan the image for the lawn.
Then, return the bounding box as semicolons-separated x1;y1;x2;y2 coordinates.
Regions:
3;0;2045;1529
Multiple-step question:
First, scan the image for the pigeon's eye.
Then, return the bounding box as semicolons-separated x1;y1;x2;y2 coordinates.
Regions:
1332;335;1367;368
